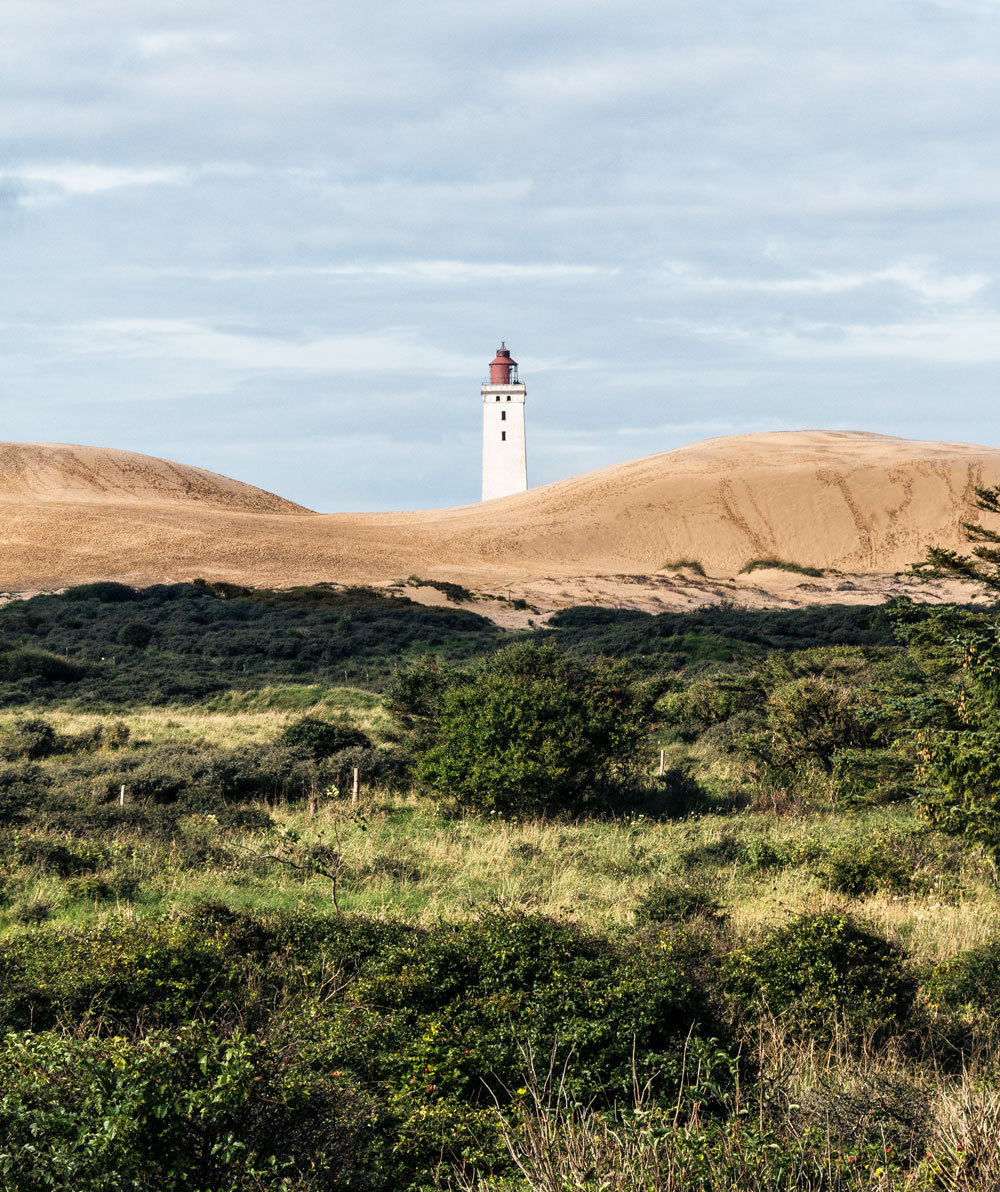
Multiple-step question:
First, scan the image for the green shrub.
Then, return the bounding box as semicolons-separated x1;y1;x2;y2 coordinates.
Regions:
8;900;51;926
0;650;83;684
117;621;157;648
817;833;912;896
921;941;1000;1016
0;1026;385;1192
741;676;869;774
276;716;370;758
63;581;138;602
725;912;916;1038
1;717;58;760
414;643;647;812
634;878;723;923
105;720;131;749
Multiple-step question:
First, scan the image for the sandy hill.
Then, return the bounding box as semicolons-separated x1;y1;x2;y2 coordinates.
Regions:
0;443;306;513
1;431;998;611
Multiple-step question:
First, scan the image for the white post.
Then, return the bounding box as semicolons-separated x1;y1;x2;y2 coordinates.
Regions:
352;768;359;805
658;750;665;776
119;784;126;805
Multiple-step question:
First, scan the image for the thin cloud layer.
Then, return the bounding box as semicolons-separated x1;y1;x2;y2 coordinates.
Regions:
1;0;998;510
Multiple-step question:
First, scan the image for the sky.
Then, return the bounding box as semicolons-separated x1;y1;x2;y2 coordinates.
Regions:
2;0;1000;511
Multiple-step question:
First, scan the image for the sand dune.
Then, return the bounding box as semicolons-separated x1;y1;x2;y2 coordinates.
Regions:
0;431;997;611
0;443;306;512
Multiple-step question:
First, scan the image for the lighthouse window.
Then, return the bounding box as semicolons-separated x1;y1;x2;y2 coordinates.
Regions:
495;395;500;401
501;431;506;441
506;395;511;401
501;411;506;420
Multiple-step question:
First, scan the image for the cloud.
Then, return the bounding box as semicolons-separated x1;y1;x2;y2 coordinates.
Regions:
4;163;187;196
131;260;609;284
134;30;237;58
52;319;481;376
768;316;1000;364
659;262;990;305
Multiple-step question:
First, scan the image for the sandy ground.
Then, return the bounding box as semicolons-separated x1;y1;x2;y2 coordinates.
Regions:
0;431;997;617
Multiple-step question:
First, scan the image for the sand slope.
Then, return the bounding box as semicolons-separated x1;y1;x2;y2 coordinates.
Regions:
0;443;306;512
0;431;997;608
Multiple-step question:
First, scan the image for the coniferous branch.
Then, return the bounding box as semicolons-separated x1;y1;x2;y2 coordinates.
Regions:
909;484;1000;590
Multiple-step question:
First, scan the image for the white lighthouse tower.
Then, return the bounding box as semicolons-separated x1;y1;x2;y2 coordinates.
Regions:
481;342;527;501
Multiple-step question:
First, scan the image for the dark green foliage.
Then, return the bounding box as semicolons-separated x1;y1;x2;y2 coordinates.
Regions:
0;1026;385;1192
117;620;156;648
547;601;901;660
743;675;871;774
63;581;139;602
634;877;723;923
0;582;504;706
1;716;58;760
0;907;734;1191
277;715;371;757
726;912;916;1038
0;648;83;685
414;642;647;812
917;621;1000;858
406;577;474;603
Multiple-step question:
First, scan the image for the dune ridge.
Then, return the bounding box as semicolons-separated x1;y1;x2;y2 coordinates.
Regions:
0;443;307;513
0;431;997;610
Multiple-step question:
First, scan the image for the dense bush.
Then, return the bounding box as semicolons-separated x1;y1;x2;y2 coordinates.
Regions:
0;583;505;706
921;941;1000;1017
725;912;916;1038
277;715;371;757
413;642;648;812
0;906;737;1190
0;1026;385;1192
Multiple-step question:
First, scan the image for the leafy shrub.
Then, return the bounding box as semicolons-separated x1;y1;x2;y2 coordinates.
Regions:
634;878;723;923
63;874;115;901
817;833;913;896
277;716;371;758
0;650;83;684
741;676;869;774
105;720;131;749
414;643;647;812
0;1026;385;1192
63;581;138;602
1;717;58;760
117;621;157;648
14;835;104;876
725;912;916;1038
8;900;51;925
323;745;410;792
921;942;1000;1016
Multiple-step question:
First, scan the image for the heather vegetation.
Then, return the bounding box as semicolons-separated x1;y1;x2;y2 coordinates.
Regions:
0;582;999;1189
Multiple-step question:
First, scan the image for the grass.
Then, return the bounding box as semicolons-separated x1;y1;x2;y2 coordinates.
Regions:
5;775;998;966
661;558;707;576
739;558;826;577
3;672;1000;1190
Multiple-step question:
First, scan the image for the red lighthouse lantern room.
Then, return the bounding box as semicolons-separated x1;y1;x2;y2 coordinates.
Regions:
489;342;518;384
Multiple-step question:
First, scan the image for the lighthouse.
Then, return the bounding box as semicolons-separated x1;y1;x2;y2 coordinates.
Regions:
481;342;527;501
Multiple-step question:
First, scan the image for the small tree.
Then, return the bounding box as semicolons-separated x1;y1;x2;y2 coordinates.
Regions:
413;642;647;812
905;483;1000;857
917;623;1000;860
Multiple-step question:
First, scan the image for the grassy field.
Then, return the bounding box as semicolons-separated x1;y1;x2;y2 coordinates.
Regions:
1;584;999;1190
